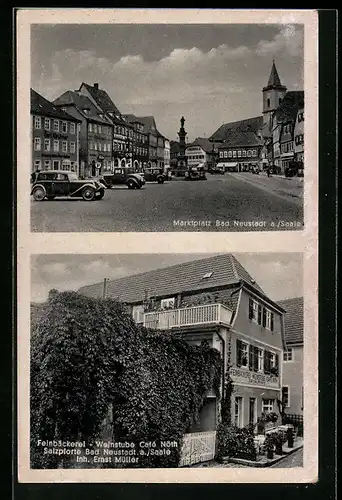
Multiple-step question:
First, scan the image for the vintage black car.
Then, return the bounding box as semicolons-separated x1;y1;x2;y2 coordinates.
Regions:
143;168;166;184
103;167;145;189
184;166;207;181
285;160;304;177
209;165;225;175
31;171;106;201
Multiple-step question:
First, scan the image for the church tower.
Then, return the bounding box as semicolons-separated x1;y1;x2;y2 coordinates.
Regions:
262;60;287;126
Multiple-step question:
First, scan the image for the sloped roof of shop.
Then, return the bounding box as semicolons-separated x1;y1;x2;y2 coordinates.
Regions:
122;113;145;125
53;91;111;124
78;254;266;305
80;82;122;116
278;297;304;345
187;137;215;153
31;89;81;121
209;116;263;146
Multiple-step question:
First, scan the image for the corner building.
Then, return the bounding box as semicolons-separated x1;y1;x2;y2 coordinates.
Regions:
79;254;286;435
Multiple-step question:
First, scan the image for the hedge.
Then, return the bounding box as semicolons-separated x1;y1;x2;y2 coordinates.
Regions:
30;291;222;468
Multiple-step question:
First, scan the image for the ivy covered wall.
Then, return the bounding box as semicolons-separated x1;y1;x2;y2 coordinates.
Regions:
30;291;222;468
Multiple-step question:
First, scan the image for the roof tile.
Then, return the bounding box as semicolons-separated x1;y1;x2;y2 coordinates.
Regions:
31;89;81;122
78;254;265;304
278;297;303;345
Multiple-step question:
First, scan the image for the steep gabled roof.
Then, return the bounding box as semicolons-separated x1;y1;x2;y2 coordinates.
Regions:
209;116;263;146
31;89;81;121
78;254;266;305
122;113;144;125
278;297;303;345
135;115;157;133
53;91;111;125
80;82;121;116
188;137;215;153
274;91;305;124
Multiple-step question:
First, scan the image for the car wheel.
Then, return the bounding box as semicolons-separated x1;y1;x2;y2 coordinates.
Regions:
157;177;164;184
96;190;105;200
127;179;136;189
82;186;95;201
32;186;46;201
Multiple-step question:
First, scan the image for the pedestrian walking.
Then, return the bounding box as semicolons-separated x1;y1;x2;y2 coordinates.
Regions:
267;166;271;178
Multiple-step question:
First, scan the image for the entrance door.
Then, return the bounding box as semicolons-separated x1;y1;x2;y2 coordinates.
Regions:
249;397;256;425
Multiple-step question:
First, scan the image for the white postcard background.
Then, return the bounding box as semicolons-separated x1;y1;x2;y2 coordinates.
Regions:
17;9;318;483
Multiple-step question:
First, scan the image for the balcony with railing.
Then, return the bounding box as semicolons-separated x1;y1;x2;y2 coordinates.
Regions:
143;303;233;330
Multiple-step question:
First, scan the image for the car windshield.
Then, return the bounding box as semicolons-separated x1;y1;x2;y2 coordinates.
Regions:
68;172;79;181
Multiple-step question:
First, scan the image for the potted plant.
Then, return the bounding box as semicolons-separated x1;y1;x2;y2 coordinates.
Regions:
264;435;274;459
268;412;279;423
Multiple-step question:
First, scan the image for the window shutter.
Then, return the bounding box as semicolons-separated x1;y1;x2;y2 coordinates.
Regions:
249;345;253;369
275;354;279;369
236;339;242;367
264;350;270;373
248;298;253;319
262;307;266;327
253;348;259;372
270;313;274;331
257;304;262;324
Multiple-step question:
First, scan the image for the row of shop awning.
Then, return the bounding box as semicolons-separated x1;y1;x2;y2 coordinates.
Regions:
217;162;239;168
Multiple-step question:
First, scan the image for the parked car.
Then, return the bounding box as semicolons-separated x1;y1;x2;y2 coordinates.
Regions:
285;161;303;178
209;166;225;175
143;167;166;184
267;165;282;175
31;171;106;201
103;167;145;189
184;166;207;181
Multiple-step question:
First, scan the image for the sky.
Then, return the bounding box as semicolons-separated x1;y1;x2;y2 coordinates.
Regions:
31;23;304;142
31;253;303;304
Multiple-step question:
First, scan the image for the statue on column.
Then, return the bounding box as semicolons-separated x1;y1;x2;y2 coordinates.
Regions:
180;116;185;129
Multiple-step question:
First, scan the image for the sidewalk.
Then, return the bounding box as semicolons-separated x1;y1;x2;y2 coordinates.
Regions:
228;172;303;206
191;439;304;469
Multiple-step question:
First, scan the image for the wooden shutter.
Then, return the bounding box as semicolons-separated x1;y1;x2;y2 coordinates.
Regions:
262;307;267;327
264;350;270;373
258;304;262;324
236;339;242;367
248;298;253;319
271;312;274;331
253;347;259;371
249;345;253;369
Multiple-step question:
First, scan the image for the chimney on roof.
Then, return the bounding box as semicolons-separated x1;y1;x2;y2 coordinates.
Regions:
94;83;99;90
